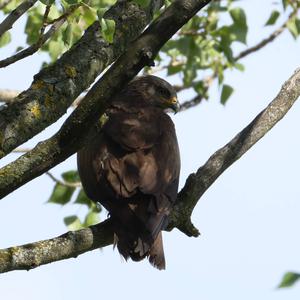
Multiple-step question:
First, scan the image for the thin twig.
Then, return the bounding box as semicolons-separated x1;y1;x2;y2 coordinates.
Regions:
11;148;82;187
46;171;82;188
178;9;298;110
0;18;65;68
234;10;298;61
1;65;300;273
45;3;81;25
178;73;214;110
39;4;51;38
0;0;212;199
0;3;81;68
0;0;38;37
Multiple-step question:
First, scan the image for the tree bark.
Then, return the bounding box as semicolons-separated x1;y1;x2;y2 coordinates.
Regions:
0;0;162;159
0;0;212;199
0;66;299;273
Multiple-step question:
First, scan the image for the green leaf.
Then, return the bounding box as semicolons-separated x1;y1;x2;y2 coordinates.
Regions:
278;272;300;288
0;31;11;47
81;6;97;26
97;7;108;20
48;183;75;205
62;23;74;46
83;210;100;227
75;189;93;207
220;84;234;105
64;215;83;230
287;18;300;39
100;18;115;43
193;81;208;100
228;7;247;44
282;0;288;10
234;62;245;72
230;24;247;44
62;170;80;183
2;0;19;13
167;64;183;75
296;18;300;35
183;64;196;86
48;39;65;61
265;10;280;26
229;7;247;27
25;7;44;44
39;0;55;5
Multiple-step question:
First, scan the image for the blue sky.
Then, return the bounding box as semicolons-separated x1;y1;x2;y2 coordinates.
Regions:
1;1;300;299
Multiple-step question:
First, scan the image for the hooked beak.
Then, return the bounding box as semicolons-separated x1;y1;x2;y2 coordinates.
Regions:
166;96;180;114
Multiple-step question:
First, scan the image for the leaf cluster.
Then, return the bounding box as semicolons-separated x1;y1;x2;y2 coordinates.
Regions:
47;170;101;230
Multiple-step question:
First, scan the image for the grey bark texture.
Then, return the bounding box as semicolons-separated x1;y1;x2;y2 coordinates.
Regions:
0;0;162;158
0;67;299;274
0;0;212;199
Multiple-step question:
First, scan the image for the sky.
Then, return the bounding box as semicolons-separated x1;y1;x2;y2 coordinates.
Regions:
1;1;300;299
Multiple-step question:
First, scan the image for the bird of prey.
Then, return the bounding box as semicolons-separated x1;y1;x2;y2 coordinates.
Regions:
77;75;180;270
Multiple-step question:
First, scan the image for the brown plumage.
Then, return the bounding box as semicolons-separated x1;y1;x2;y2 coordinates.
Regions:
77;75;180;270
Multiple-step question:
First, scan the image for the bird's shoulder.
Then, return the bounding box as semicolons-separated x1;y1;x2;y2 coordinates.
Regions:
103;105;167;151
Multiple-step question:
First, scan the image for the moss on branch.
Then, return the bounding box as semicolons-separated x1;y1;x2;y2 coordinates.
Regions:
0;0;163;159
0;0;212;198
0;62;300;275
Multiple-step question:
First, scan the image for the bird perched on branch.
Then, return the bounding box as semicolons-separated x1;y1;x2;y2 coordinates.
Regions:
77;75;180;270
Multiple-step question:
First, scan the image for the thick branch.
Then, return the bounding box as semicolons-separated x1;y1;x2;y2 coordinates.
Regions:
0;0;162;159
0;0;37;37
0;89;20;103
0;58;299;275
0;0;212;199
0;220;114;273
168;67;300;236
0;89;82;107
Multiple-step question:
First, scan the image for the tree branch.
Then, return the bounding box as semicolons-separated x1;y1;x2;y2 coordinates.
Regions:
168;67;300;236
0;89;82;107
0;18;65;68
0;0;163;159
0;4;82;68
234;10;297;61
178;9;298;110
0;64;299;274
0;0;212;199
0;0;37;37
0;219;114;273
46;171;81;188
0;89;20;103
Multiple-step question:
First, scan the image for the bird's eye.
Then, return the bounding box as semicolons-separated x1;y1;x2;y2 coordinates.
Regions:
158;88;170;98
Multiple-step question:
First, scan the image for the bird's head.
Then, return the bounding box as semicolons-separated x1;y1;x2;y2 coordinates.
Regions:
127;75;180;113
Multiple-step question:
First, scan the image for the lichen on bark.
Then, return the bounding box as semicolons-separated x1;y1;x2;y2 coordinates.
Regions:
0;0;163;159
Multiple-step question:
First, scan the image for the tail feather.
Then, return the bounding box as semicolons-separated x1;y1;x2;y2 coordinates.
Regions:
148;232;166;270
110;197;169;269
